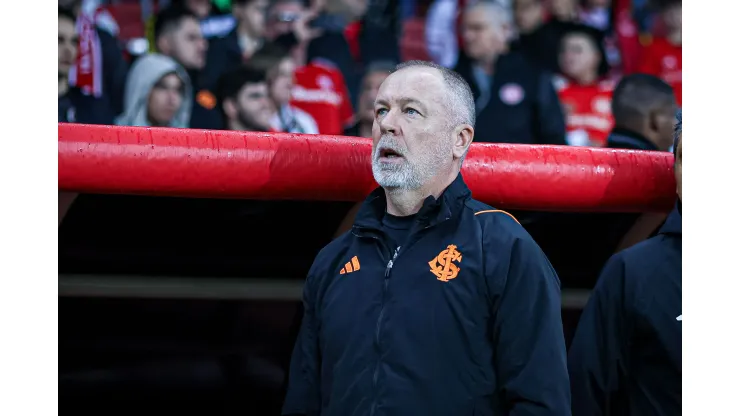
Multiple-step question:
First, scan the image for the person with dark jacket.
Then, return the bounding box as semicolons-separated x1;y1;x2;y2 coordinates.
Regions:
282;60;570;416
154;5;222;129
568;110;682;415
58;4;129;123
201;0;268;89
455;1;566;145
203;0;319;91
595;74;679;254
306;0;400;111
528;74;678;287
510;0;584;74
606;73;678;152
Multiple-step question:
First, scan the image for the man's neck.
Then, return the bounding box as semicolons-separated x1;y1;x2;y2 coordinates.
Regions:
575;71;598;85
477;53;499;75
384;170;458;217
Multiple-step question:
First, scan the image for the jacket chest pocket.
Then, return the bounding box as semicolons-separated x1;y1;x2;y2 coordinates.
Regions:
388;257;490;347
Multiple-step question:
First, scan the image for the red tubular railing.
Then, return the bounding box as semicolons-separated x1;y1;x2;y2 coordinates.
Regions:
58;123;676;212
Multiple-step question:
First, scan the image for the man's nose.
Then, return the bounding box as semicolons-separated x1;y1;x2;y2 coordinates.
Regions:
167;91;180;106
379;109;400;135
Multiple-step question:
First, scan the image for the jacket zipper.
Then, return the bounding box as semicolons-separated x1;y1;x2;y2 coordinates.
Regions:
370;245;399;416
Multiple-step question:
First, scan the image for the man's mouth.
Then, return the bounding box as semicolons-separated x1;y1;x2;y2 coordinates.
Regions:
379;148;403;159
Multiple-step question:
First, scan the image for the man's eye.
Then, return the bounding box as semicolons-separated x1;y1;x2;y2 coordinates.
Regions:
405;108;419;116
376;108;388;116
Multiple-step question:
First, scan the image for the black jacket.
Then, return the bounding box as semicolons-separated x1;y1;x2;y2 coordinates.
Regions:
282;174;570;416
60;28;129;124
568;204;682;415
454;52;566;145
509;20;569;74
59;88;115;124
187;68;223;130
201;29;243;92
606;128;660;151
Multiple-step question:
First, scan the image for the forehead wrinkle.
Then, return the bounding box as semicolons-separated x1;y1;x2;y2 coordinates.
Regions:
375;70;448;115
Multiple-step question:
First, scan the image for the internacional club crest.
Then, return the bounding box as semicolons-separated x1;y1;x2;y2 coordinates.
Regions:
429;244;463;282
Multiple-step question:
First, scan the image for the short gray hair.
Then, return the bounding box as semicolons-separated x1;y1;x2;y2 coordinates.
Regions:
466;0;514;28
393;60;476;129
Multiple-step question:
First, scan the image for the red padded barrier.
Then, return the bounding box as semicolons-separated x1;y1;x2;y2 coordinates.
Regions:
58;123;677;212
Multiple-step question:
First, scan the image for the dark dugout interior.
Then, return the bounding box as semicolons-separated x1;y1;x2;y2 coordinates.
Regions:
59;193;643;415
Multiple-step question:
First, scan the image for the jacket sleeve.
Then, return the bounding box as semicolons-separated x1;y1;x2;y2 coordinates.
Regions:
281;267;322;416
490;236;571;415
568;254;631;416
534;71;567;145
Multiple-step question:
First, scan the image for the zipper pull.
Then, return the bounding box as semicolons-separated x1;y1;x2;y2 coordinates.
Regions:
385;247;401;277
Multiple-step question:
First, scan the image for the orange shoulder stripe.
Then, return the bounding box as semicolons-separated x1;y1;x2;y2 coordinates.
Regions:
474;209;520;224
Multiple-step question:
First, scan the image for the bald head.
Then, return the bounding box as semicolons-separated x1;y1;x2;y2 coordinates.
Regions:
612;74;678;151
392;60;476;130
612;74;675;127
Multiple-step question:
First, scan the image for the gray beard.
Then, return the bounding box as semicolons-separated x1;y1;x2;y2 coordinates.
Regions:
371;134;449;190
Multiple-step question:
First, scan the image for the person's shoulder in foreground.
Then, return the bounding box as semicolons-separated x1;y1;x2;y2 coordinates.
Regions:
569;110;682;416
568;206;682;415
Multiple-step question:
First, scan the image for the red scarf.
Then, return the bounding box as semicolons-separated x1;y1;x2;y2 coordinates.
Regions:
68;9;103;97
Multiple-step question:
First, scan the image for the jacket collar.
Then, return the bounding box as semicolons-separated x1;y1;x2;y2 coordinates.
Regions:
659;201;682;236
353;173;471;231
606;128;659;151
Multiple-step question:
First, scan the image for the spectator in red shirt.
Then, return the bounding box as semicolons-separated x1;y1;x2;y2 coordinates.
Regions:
248;43;320;134
638;0;681;105
264;0;356;135
554;24;615;147
216;66;273;132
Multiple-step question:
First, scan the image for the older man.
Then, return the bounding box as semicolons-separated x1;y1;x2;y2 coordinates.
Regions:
455;1;566;145
282;60;570;416
568;112;683;415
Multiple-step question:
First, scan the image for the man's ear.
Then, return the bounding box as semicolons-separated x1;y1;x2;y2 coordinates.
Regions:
223;99;237;121
648;109;662;134
452;124;475;160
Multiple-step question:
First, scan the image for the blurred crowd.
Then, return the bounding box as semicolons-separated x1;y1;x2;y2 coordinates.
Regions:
58;0;681;151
